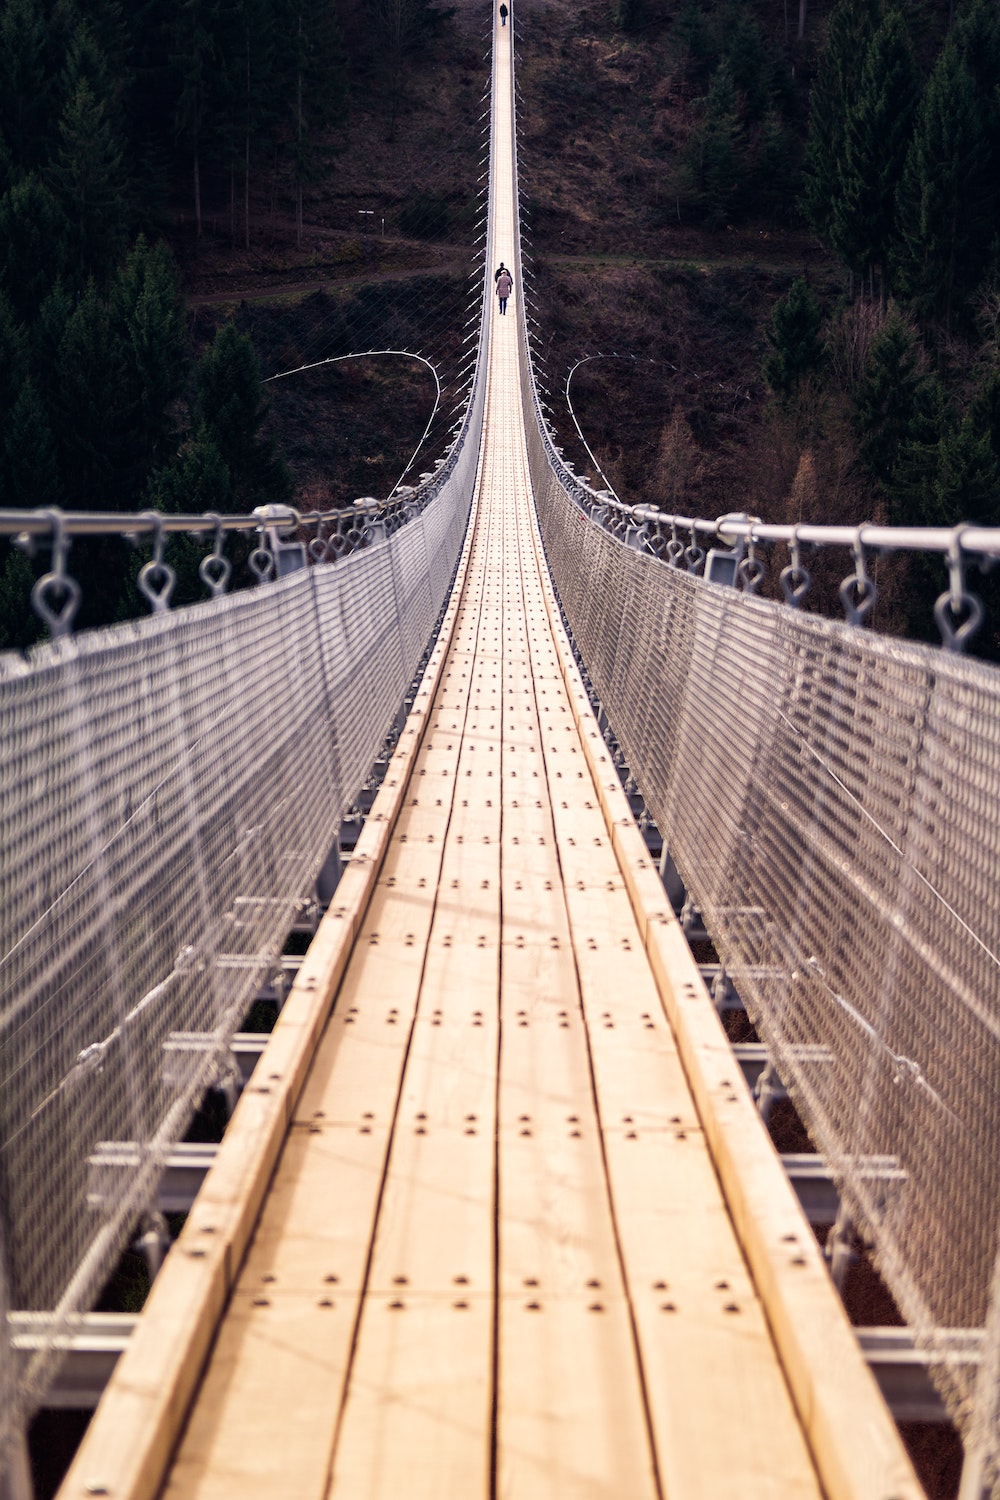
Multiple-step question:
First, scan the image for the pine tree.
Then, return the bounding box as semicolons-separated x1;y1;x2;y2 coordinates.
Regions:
0;0;58;172
891;37;994;324
833;9;917;295
53;279;134;509
684;61;744;229
0;175;71;321
61;16;129;144
33;281;75;400
3;378;61;509
51;77;130;281
852;308;931;489
884;381;947;529
0;545;41;653
111;235;189;468
0;290;29;419
194;323;292;508
932;412;1000;525
800;0;881;252
762;278;825;396
968;368;1000;468
724;8;769;122
147;431;231;512
672;0;717;91
752;111;802;222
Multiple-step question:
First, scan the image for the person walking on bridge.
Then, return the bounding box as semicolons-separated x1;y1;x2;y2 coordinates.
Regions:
499;3;508;23
496;265;513;314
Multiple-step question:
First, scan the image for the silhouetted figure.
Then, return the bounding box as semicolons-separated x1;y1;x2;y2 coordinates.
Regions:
494;261;508;283
499;3;508;23
496;268;513;314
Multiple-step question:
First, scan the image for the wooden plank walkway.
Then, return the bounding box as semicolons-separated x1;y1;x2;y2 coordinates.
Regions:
58;13;925;1500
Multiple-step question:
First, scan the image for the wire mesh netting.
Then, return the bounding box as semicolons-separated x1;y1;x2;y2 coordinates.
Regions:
0;358;483;1465
521;336;1000;1469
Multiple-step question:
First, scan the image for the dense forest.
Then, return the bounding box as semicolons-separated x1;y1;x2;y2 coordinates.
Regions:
1;0;999;652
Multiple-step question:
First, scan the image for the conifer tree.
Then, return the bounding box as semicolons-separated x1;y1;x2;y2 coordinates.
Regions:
194;324;292;508
3;378;61;509
672;0;717;90
684;61;744;229
0;290;29;419
61;17;129;144
968;369;1000;468
111;236;189;469
0;175;70;321
53;280;133;508
0;546;41;653
891;35;994;324
724;9;769;122
852;308;930;489
933;412;1000;524
0;0;58;172
800;0;881;252
33;282;75;400
762;278;825;396
883;377;947;528
833;9;917;296
52;78;130;281
147;431;231;513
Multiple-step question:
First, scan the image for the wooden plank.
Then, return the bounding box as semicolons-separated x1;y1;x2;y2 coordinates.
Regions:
496;1298;658;1500
604;1125;823;1500
327;1295;493;1500
235;1123;392;1295
163;1292;355;1500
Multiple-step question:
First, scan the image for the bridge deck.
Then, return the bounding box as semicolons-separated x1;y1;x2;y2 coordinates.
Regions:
151;302;822;1500
57;16;924;1500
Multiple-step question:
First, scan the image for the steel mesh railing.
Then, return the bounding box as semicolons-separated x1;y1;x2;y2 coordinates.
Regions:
0;21;499;1478
508;25;1000;1487
0;313;488;1475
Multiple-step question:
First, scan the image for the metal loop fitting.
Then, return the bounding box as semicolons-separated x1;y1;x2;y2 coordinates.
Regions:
198;515;231;597
779;532;812;608
838;527;877;627
137;514;176;613
248;547;275;583
30;510;81;639
738;555;766;594
934;526;984;653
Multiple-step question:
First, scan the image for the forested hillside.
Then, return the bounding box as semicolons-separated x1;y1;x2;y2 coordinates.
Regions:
1;0;999;655
515;0;1000;647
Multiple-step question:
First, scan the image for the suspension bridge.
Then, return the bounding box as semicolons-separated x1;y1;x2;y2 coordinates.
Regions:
3;7;1000;1499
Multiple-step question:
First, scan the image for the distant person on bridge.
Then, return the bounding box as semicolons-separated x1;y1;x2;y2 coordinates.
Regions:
494;260;508;282
496;267;513;314
499;3;508;23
